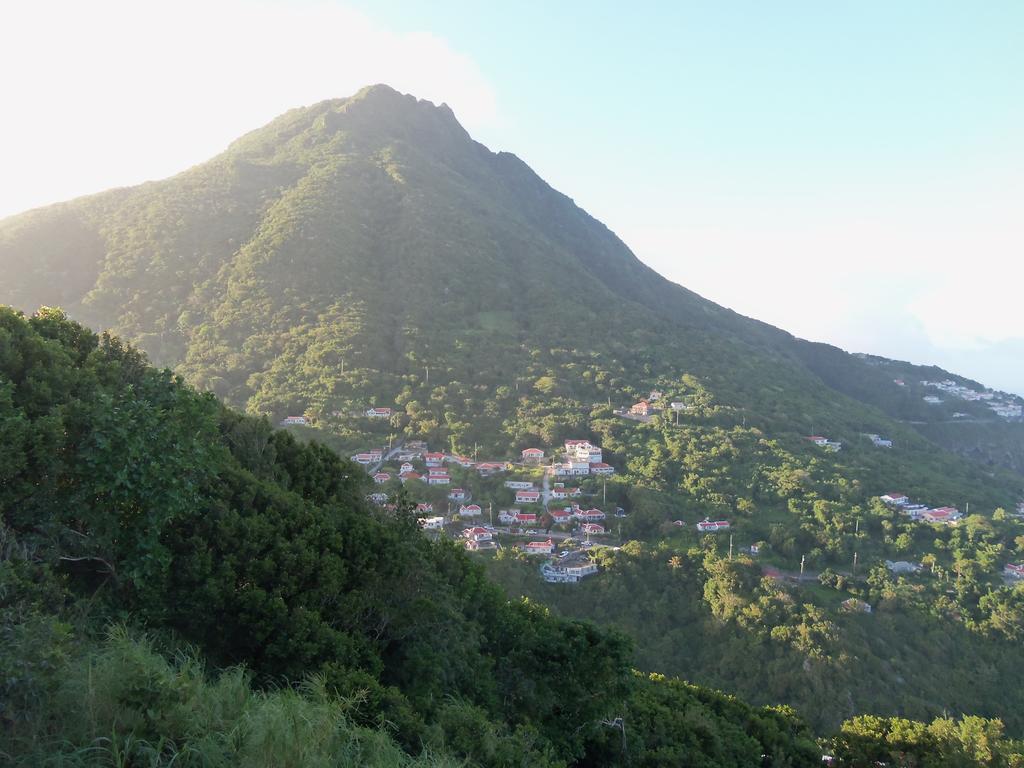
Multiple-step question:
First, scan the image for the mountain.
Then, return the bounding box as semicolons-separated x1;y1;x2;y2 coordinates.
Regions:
3;85;1024;737
0;85;1019;481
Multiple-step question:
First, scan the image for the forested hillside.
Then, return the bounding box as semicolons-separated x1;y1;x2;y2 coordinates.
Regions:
2;85;1024;762
1;307;835;766
4;308;1023;766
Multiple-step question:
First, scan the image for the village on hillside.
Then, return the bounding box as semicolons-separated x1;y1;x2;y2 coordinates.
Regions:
276;382;1024;592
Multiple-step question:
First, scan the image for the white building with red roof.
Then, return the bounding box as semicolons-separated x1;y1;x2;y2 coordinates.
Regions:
372;472;391;484
922;507;961;525
366;407;392;419
523;539;555;555
459;504;482;517
427;473;451;486
515;489;541;504
424;452;446;467
696;518;730;532
581;523;605;535
515;511;538;525
589;462;615;476
400;471;423;482
521;448;545;462
630;400;654;417
448;488;467;501
1005;563;1024;580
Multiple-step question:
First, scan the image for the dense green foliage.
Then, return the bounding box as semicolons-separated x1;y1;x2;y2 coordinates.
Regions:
2;84;1023;763
2;307;832;766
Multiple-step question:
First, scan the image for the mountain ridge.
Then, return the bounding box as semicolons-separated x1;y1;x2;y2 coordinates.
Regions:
0;84;1019;492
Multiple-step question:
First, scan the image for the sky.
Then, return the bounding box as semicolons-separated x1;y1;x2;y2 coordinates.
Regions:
2;0;1022;393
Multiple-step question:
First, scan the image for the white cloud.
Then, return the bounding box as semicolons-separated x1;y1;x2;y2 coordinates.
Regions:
0;0;497;218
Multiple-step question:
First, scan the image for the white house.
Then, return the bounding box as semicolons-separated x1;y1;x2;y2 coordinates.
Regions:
881;493;909;506
516;489;541;504
367;492;388;505
459;504;483;517
419;516;444;530
630;400;654;417
372;472;390;484
580;522;605;535
427;474;451;486
280;415;307;426
521;448;545;462
515;511;538;525
574;508;606;522
1005;563;1024;580
589;462;615;476
505;480;535;490
922;507;961;525
523;539;555;555
366;407;392;419
696;518;730;532
498;509;518;525
424;452;446;467
885;560;921;575
400;462;415;474
554;461;590;477
448;488;467;501
400;471;423;483
415;503;434;514
550;509;573;525
541;556;598;583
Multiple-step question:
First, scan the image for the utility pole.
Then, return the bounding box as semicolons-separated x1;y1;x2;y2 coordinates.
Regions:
489;502;493;526
341;358;345;374
425;365;429;385
800;554;806;576
603;479;607;506
855;518;860;535
728;534;734;560
853;551;859;574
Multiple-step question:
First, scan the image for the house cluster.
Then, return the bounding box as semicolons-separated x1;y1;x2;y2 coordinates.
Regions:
615;389;668;420
880;493;962;525
541;550;600;583
389;446;512;486
921;380;1023;421
863;433;893;448
553;439;615;477
805;435;843;451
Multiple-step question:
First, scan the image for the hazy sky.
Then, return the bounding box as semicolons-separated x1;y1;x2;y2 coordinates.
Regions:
3;0;1022;393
